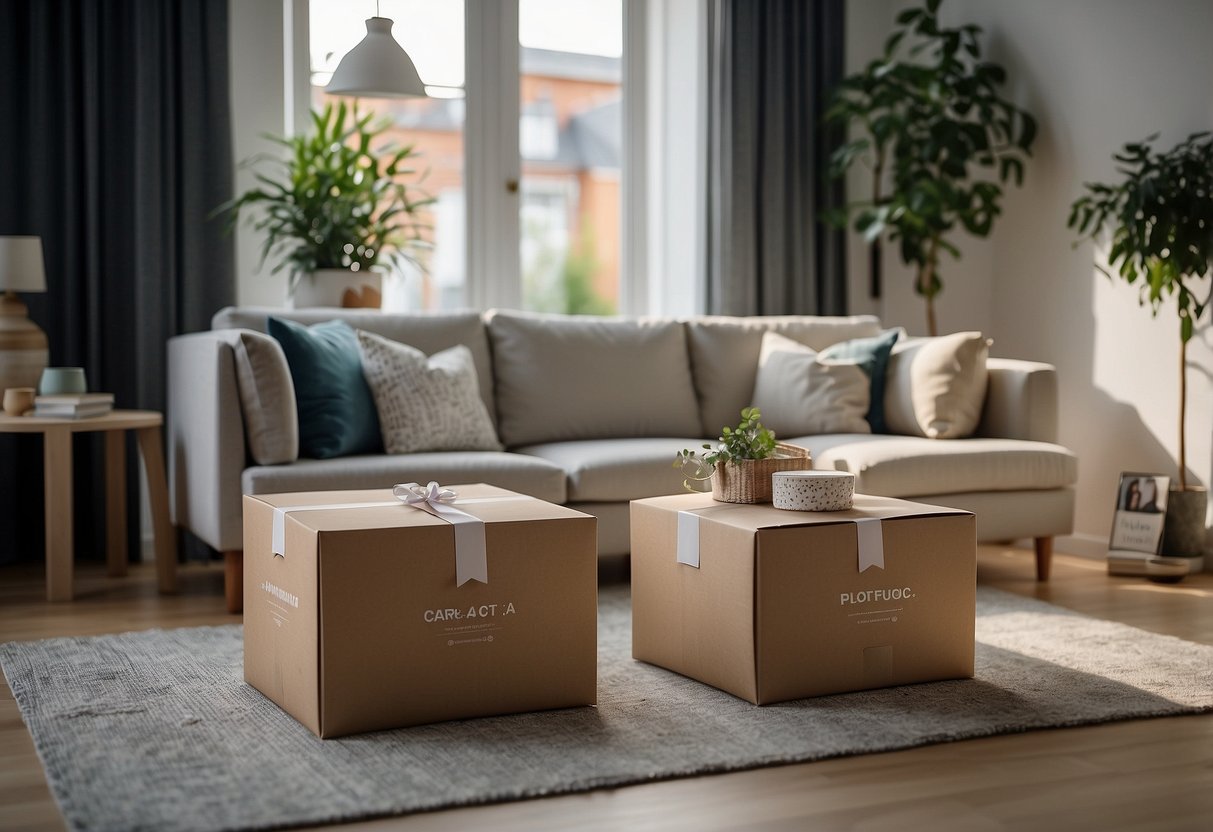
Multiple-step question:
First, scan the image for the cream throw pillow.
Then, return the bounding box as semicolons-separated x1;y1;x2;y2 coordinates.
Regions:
356;331;503;454
884;331;990;439
231;330;299;465
751;332;871;437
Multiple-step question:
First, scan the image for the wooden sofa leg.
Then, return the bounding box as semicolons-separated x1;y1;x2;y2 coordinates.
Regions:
1034;537;1053;582
224;550;244;614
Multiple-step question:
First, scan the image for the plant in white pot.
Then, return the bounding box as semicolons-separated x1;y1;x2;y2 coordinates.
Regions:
1069;131;1213;567
674;408;812;504
222;101;431;308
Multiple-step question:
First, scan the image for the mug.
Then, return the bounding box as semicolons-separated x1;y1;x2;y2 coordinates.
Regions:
39;367;87;396
2;387;36;416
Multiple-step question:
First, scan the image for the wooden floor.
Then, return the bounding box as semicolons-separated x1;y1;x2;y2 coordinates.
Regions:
2;548;1212;832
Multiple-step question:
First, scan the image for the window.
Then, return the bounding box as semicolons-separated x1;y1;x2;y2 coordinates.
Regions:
519;0;623;314
304;0;634;314
310;0;467;311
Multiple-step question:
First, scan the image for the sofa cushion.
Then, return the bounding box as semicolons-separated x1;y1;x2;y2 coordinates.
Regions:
752;332;871;437
486;310;702;446
515;438;706;502
357;331;502;454
792;434;1078;498
884;332;989;439
268;317;382;459
230;330;298;465
212;306;497;425
819;327;901;433
685;315;881;436
241;451;567;504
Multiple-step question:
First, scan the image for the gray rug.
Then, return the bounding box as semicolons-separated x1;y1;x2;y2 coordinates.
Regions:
2;587;1212;832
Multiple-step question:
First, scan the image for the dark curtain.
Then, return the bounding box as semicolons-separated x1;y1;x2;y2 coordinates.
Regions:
704;0;847;316
0;0;235;565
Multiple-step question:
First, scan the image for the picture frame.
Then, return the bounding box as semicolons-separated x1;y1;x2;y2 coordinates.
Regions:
1107;472;1174;577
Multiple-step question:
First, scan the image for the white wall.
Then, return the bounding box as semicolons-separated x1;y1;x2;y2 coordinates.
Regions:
851;0;1213;559
229;0;292;307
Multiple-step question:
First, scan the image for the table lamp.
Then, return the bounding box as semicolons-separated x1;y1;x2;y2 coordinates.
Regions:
0;236;49;395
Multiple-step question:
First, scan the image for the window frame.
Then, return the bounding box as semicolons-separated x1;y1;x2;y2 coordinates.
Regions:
294;0;646;314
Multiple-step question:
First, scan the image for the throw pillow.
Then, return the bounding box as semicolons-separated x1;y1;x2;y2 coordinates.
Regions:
267;317;382;459
884;331;990;439
231;330;299;465
751;331;871;437
819;328;902;434
357;330;503;454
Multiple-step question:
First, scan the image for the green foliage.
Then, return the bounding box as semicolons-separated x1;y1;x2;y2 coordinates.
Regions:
1068;132;1213;344
1068;131;1213;489
674;408;779;491
826;0;1036;333
522;218;616;316
219;101;433;284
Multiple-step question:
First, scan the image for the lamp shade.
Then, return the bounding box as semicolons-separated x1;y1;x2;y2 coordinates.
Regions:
326;17;427;99
0;236;46;293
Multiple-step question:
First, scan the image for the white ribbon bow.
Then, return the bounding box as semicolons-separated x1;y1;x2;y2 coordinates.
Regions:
393;481;459;506
394;481;489;586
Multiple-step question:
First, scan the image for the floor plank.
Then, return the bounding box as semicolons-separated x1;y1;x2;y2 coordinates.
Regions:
1;549;1210;832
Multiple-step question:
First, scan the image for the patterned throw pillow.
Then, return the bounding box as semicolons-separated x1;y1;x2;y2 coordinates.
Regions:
356;330;503;454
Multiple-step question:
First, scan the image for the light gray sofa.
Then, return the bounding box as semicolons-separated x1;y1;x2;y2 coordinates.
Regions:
168;307;1077;612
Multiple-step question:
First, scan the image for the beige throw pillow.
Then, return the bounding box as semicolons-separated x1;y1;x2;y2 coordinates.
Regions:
357;330;503;454
751;332;871;437
231;330;299;466
884;332;990;439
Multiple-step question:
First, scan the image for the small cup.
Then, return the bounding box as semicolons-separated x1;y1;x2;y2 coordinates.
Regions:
2;387;36;416
39;367;87;396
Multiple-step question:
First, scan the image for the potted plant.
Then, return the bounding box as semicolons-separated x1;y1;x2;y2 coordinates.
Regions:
1069;131;1212;566
221;101;431;308
826;0;1036;335
674;408;812;504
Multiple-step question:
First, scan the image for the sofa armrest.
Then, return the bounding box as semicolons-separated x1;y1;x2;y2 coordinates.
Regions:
975;357;1059;443
168;331;248;552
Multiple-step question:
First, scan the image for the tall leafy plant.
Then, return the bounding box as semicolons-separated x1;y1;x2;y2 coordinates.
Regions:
826;0;1036;335
1068;131;1213;490
222;101;431;286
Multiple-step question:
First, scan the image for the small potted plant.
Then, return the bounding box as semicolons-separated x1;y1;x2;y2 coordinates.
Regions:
675;408;812;504
1069;131;1212;568
220;101;432;308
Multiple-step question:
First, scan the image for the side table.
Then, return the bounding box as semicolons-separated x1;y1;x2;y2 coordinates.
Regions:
0;410;178;601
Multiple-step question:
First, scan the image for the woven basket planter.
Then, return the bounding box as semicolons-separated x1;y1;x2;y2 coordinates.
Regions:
710;443;812;504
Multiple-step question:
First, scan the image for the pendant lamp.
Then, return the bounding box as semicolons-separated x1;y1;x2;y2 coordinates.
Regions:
326;10;427;99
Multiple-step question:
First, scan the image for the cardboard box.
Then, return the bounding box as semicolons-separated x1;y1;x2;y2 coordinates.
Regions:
631;493;975;704
243;483;597;737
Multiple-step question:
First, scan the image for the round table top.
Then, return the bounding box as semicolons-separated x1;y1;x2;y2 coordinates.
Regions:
0;409;163;433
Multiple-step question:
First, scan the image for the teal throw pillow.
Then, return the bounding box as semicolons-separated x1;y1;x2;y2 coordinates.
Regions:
820;328;901;433
267;317;382;459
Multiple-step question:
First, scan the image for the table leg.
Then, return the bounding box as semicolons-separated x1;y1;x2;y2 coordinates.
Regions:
43;430;73;602
136;426;178;594
105;430;128;577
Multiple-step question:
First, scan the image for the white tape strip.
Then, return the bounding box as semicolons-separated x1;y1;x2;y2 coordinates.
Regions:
855;517;885;572
677;511;702;568
271;501;395;557
402;498;489;586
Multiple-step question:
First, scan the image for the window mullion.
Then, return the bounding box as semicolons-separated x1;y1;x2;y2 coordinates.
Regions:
465;0;521;311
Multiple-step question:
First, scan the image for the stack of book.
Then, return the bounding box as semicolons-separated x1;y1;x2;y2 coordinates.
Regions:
34;393;114;419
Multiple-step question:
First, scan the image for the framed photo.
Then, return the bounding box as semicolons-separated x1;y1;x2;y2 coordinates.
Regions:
1108;472;1170;563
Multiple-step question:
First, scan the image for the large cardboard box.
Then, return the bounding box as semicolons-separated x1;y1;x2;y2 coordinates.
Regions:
631;493;975;703
244;484;597;737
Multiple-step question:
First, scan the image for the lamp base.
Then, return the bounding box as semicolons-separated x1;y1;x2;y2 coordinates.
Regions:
0;291;49;394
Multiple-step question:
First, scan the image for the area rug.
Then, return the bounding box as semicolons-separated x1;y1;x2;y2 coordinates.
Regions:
2;587;1211;832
